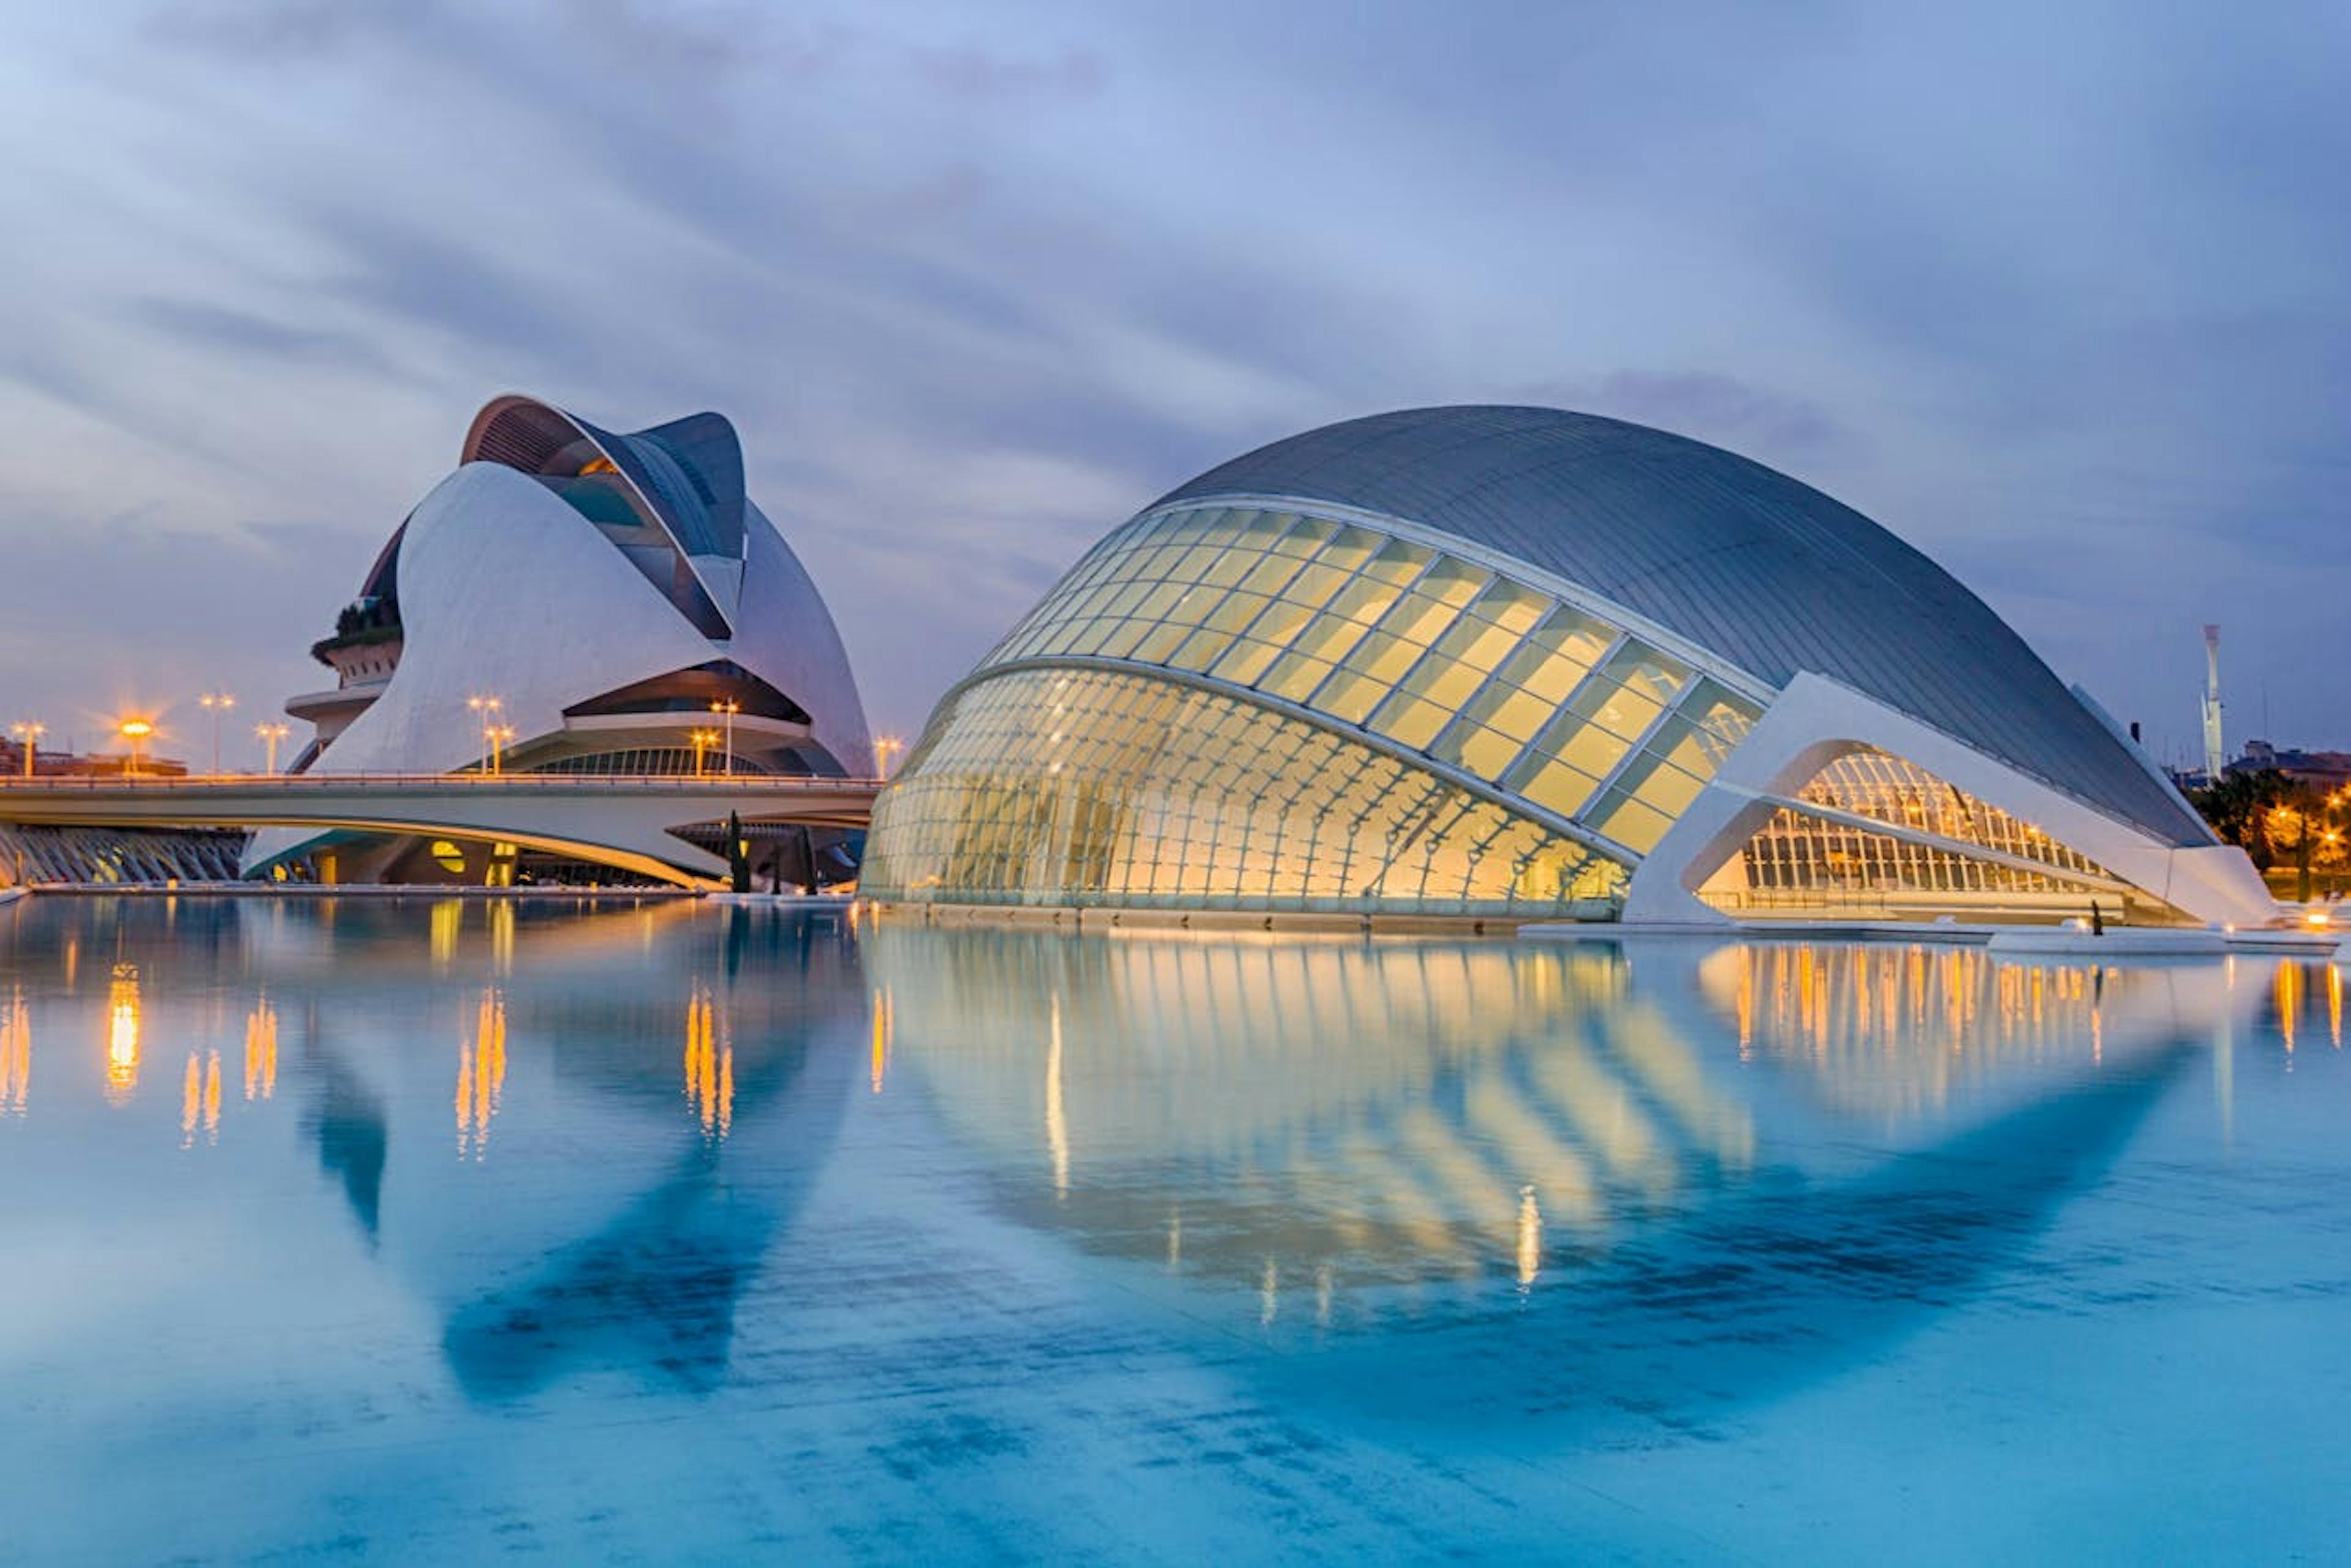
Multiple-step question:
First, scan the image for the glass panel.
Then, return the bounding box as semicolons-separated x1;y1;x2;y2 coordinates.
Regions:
1466;579;1550;633
1370;695;1453;751
1314;525;1382;574
1339;629;1422;686
1361;538;1433;585
1166;628;1237;673
1516;758;1604;820
1324;575;1405;628
1270;516;1335;558
1286;610;1374;667
1130;623;1190;663
1375;589;1459;650
1259;651;1336;703
1313;669;1388;725
861;665;1627;917
1210;637;1284;688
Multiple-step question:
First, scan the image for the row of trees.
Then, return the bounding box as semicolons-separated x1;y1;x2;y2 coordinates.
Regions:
2188;770;2349;898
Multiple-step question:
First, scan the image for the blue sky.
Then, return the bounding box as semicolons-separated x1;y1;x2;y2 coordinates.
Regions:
0;0;2344;767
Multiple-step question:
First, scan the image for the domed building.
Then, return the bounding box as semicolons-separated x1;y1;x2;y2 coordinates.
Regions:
863;406;2271;928
250;395;872;886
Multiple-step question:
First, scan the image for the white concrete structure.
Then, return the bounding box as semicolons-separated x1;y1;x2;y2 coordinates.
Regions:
252;395;872;885
0;775;877;888
867;407;2276;929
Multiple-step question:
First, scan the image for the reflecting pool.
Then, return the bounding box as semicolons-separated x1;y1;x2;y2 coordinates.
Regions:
1;896;2345;1561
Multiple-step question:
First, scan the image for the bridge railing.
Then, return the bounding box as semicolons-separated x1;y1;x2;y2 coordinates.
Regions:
0;773;888;792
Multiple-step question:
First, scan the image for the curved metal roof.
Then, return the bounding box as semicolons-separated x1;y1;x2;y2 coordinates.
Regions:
462;396;746;561
1155;405;2207;845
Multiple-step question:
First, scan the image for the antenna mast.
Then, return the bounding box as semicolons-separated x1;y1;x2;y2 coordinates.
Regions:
2200;623;2224;783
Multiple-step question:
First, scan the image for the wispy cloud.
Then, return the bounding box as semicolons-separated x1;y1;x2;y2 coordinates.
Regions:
0;0;2343;756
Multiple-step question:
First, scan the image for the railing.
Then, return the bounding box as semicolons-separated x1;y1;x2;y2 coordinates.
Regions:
0;773;887;792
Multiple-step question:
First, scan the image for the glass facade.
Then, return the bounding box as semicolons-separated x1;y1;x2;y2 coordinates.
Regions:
861;667;1624;917
870;505;2156;923
978;504;1761;860
1700;748;2175;920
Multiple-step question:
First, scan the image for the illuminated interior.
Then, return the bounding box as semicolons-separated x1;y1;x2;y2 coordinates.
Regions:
1700;747;2188;923
868;406;2261;926
863;666;1623;917
868;501;1763;917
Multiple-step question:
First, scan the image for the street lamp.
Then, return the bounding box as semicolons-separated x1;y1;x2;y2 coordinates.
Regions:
253;721;290;775
708;699;741;777
689;727;719;778
198;692;235;775
9;721;43;779
874;735;904;779
467;696;503;773
118;717;155;778
484;724;516;776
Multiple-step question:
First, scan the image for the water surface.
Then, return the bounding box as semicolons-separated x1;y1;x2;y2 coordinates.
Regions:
0;896;2344;1561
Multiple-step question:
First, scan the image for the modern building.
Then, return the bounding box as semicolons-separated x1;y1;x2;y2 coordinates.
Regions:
0;743;225;885
863;406;2274;928
249;394;872;886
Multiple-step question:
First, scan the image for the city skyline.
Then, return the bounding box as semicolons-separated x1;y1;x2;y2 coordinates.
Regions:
1;2;2346;768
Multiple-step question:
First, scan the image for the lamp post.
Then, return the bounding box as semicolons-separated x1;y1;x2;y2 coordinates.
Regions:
119;718;155;779
485;724;515;776
9;721;43;779
198;692;235;775
253;721;289;775
467;696;503;773
708;699;741;776
690;727;719;778
874;735;904;779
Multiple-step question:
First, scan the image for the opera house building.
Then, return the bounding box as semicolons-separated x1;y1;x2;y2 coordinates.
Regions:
252;395;872;886
863;406;2273;929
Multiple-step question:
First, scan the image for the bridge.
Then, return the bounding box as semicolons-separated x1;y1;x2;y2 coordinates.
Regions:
0;773;883;888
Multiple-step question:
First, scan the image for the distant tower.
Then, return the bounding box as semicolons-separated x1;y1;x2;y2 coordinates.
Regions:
2201;623;2225;782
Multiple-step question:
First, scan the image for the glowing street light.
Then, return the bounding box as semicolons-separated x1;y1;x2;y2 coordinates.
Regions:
708;699;741;777
484;724;516;776
253;721;290;775
467;695;503;772
118;717;156;778
9;721;43;779
197;692;236;775
689;727;720;778
874;735;904;779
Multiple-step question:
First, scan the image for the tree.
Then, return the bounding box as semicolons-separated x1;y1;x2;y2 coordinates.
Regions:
2189;769;2293;868
726;811;752;895
2191;770;2350;898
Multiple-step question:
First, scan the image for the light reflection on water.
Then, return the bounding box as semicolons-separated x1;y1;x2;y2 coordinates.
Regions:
862;925;2260;1329
0;895;2344;1559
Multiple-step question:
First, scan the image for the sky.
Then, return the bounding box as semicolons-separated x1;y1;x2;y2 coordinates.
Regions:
0;0;2345;771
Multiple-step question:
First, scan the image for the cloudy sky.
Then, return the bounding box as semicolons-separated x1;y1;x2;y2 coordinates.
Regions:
0;0;2344;769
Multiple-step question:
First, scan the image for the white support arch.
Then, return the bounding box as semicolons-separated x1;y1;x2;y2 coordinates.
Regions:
1621;672;2276;928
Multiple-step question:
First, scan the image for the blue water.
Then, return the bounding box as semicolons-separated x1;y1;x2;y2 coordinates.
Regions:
0;896;2344;1562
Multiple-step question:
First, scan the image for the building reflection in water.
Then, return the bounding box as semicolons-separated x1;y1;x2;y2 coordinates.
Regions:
1;986;28;1116
181;1049;222;1149
455;989;508;1159
430;899;462;968
244;996;279;1102
868;925;1762;1304
868;924;2268;1330
1693;943;2245;1117
683;981;732;1139
104;962;141;1105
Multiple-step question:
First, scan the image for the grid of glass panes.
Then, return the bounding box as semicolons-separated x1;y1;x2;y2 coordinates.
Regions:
980;504;1763;854
863;667;1627;915
1723;804;2123;904
1792;749;2113;879
524;748;771;776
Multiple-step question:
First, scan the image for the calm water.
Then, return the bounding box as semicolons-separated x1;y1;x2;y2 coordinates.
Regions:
0;896;2345;1563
